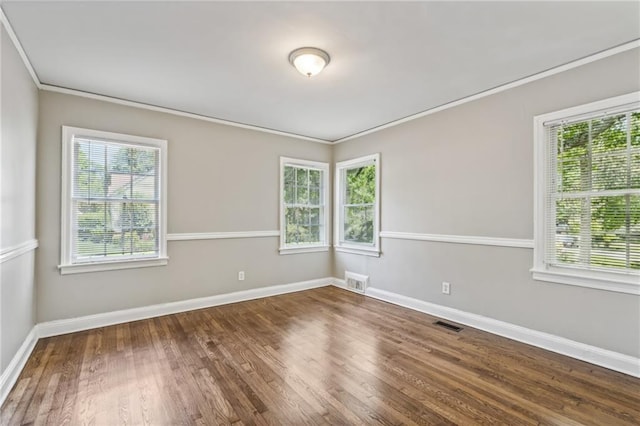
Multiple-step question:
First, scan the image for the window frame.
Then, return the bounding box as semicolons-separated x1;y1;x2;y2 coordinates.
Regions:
279;157;330;254
60;126;168;274
334;153;381;257
532;92;640;295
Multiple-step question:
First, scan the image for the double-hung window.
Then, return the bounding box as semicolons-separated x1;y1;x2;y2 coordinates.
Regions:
532;93;639;294
60;126;168;274
279;157;330;254
335;153;380;256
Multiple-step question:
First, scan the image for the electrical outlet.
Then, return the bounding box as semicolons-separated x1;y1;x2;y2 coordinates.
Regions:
442;281;450;295
238;271;245;281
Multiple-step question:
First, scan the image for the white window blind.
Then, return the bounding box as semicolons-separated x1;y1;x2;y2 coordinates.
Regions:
72;138;160;261
61;126;168;274
544;109;639;273
280;158;329;253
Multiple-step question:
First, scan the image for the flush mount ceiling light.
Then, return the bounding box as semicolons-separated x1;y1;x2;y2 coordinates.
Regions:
289;47;330;77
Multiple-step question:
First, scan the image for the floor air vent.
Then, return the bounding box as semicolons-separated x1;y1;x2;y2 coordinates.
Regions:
344;271;368;294
434;320;462;332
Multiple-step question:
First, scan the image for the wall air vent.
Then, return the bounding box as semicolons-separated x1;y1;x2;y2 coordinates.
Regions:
344;271;368;294
434;320;462;332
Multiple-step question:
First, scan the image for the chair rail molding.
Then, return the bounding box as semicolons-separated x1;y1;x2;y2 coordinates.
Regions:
167;231;280;241
380;231;533;249
0;239;39;264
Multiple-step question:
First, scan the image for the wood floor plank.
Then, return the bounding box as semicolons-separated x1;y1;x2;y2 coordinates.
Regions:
2;286;639;425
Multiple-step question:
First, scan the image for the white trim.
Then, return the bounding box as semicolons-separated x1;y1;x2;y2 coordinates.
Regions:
37;277;332;338
364;287;640;378
380;231;534;249
335;153;381;256
334;40;640;144
331;277;348;289
0;239;38;264
60;126;168;273
0;327;38;407
0;7;41;89
41;84;332;144
279;246;329;255
531;268;640;295
334;246;381;257
58;257;169;275
167;230;280;241
532;92;640;295
279;157;330;252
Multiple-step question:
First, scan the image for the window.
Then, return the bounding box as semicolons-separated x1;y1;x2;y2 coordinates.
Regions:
532;92;639;294
60;126;168;274
335;153;380;256
279;157;329;254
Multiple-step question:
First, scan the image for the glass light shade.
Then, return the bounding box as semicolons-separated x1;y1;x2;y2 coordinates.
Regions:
289;47;330;77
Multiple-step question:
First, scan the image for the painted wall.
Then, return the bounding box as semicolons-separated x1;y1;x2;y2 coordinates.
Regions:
36;91;332;322
0;24;38;372
334;48;640;357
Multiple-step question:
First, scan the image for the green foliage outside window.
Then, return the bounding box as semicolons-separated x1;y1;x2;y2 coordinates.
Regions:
344;164;375;244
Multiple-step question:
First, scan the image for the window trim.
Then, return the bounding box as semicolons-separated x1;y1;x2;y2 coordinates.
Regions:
279;157;330;254
532;92;640;295
59;126;168;274
334;153;381;257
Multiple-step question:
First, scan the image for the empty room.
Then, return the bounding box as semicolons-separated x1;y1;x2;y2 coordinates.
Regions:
1;1;639;425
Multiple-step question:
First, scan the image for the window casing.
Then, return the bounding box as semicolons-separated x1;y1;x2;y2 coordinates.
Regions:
335;153;380;256
60;126;168;274
532;92;640;294
279;157;330;254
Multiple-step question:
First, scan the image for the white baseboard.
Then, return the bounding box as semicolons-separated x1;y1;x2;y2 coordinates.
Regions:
38;277;332;338
364;286;640;378
0;327;38;407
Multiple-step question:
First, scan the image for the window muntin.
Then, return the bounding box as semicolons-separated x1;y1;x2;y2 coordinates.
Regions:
533;93;639;294
61;127;167;273
280;158;329;253
335;154;380;256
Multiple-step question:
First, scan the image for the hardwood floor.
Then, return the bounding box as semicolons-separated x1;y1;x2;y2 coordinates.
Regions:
2;286;639;425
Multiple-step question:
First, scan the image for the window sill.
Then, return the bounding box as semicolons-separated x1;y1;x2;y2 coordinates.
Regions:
335;245;380;257
279;246;329;255
531;267;639;295
59;257;169;275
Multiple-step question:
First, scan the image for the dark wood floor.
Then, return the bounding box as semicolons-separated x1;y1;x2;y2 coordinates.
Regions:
3;286;639;425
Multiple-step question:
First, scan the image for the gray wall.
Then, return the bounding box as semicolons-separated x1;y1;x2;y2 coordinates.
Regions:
20;40;640;361
36;91;332;322
334;48;640;357
0;24;38;371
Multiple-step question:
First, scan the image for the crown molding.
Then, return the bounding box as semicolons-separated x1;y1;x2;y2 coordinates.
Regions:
0;6;41;88
40;85;332;144
333;39;640;144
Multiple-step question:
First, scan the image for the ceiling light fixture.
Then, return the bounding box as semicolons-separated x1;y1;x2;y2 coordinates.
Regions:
289;47;330;77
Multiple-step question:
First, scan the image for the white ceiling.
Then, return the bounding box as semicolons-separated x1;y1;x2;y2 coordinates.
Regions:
3;1;639;141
